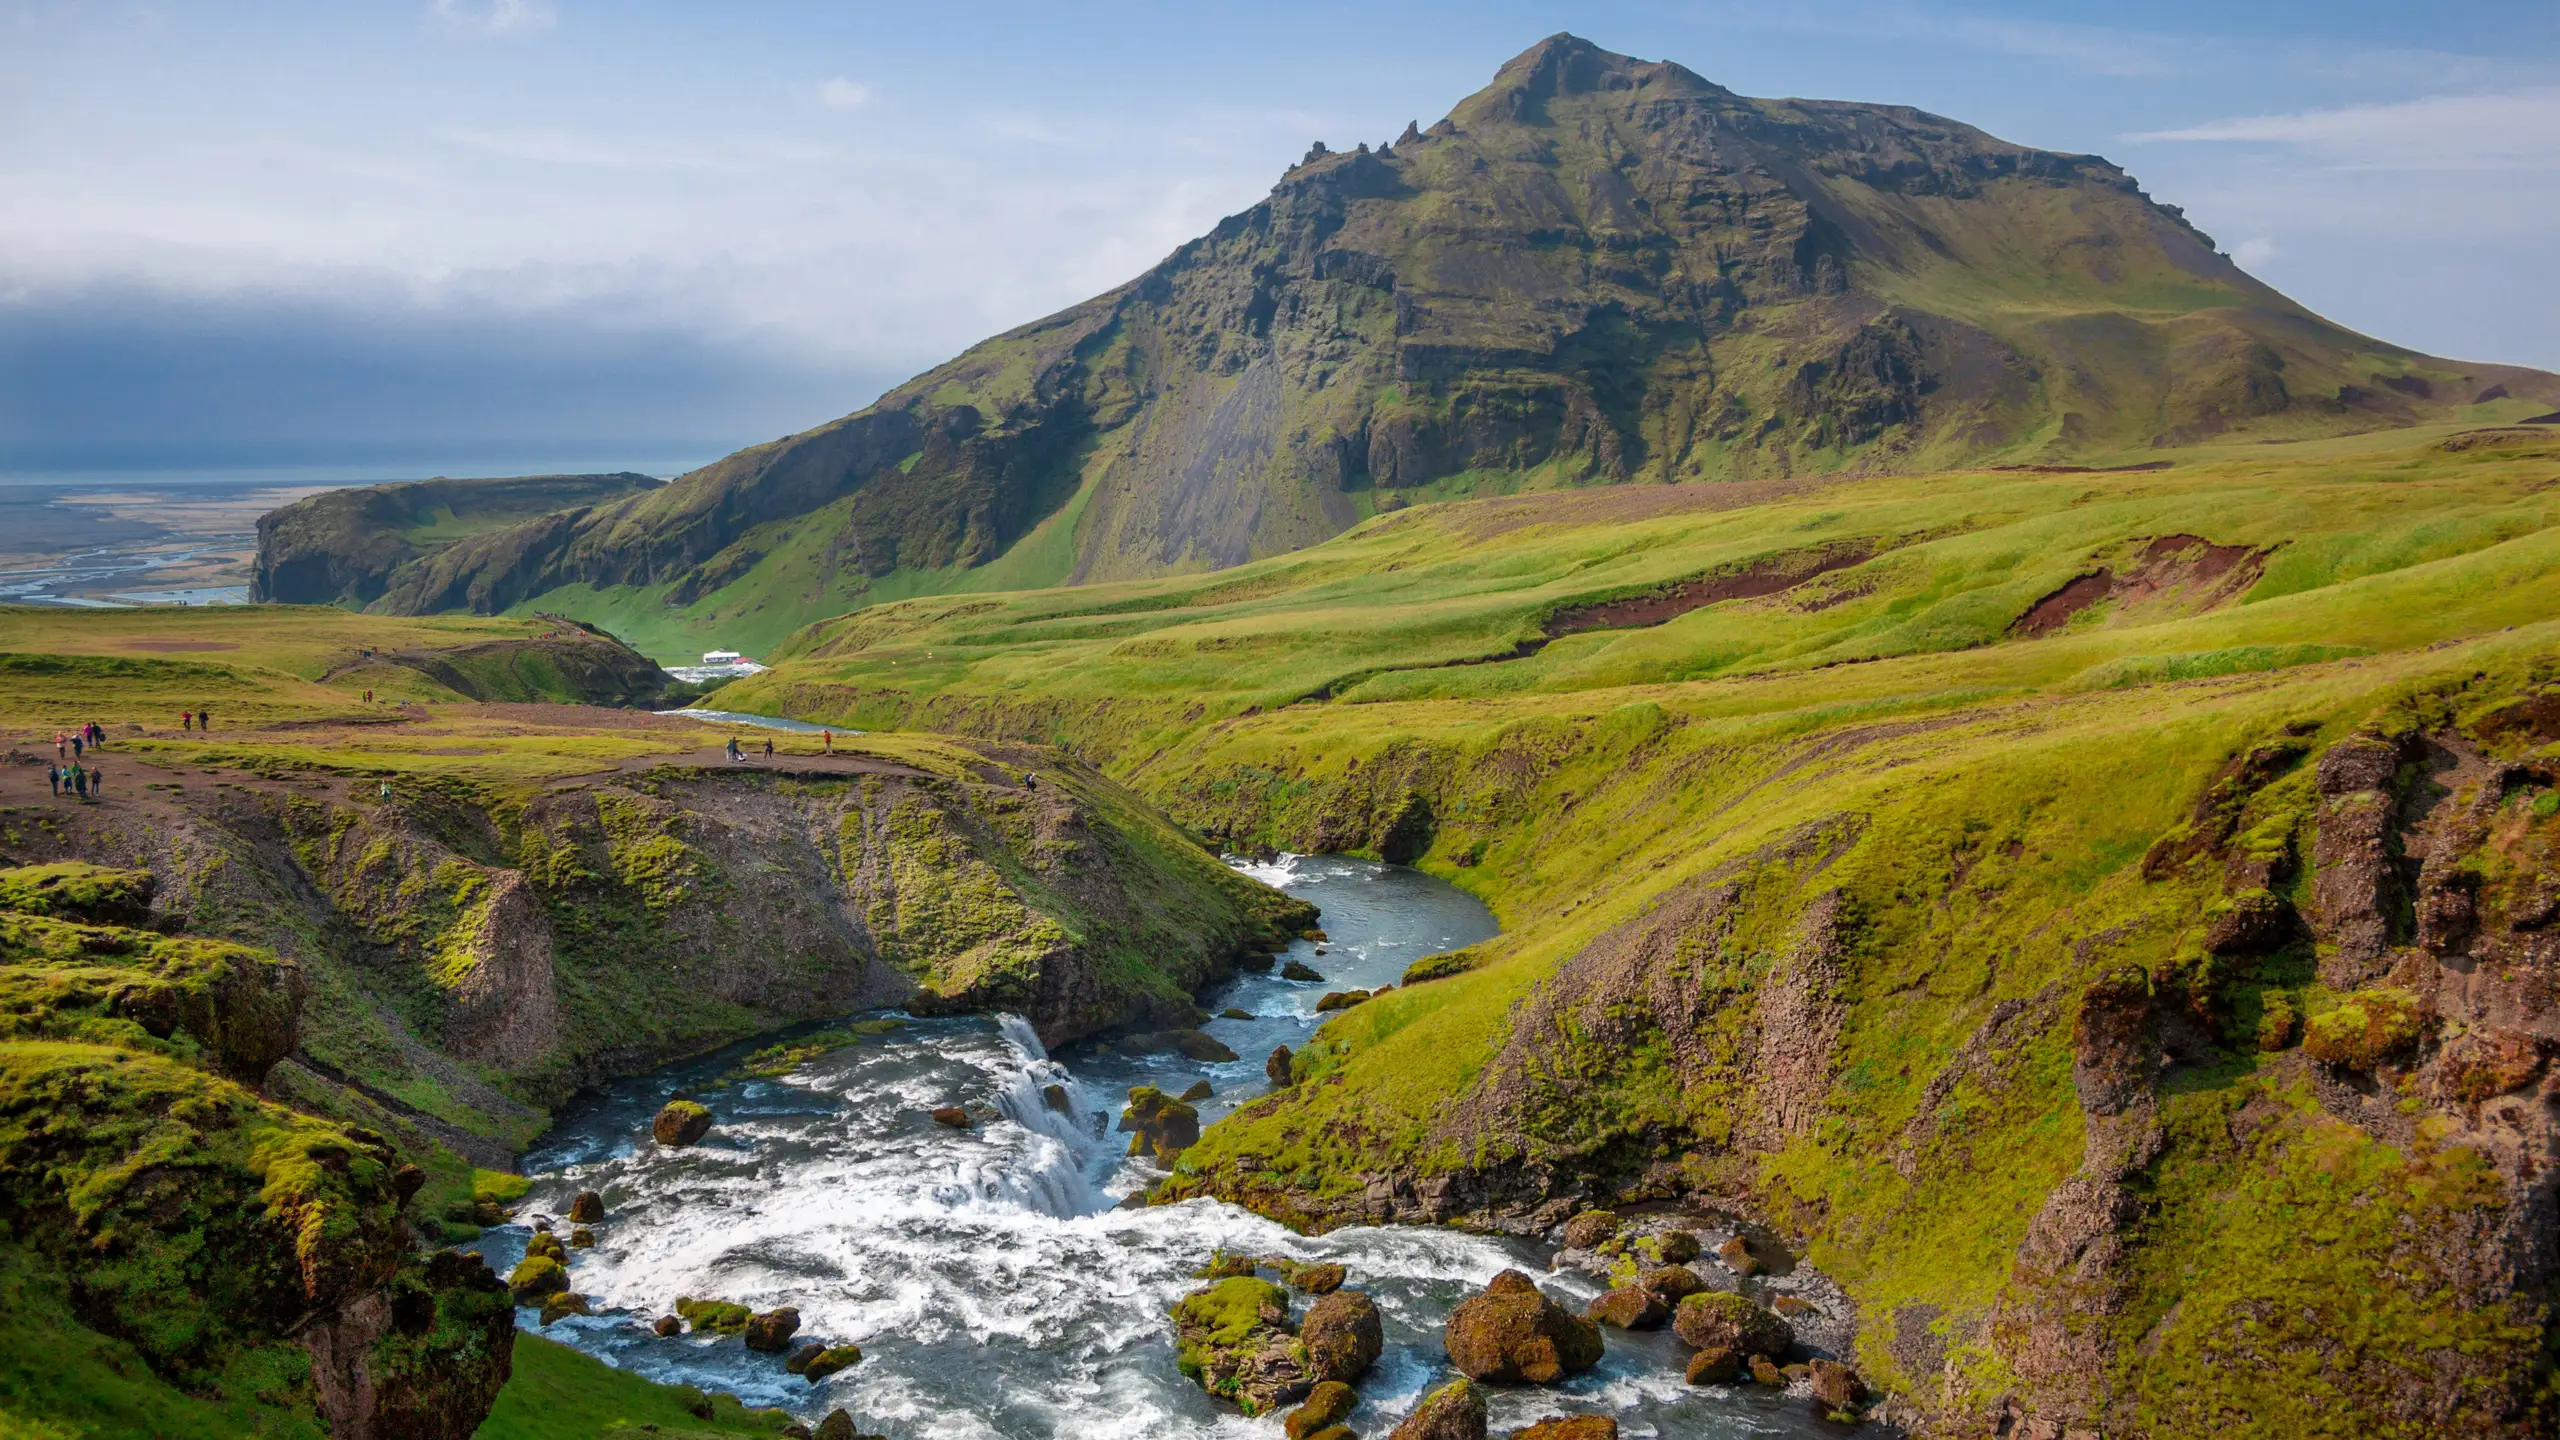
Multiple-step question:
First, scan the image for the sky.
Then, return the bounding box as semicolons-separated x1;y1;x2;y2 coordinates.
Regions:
2;0;2555;479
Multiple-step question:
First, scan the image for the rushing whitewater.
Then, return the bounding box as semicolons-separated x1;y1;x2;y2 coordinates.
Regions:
483;857;1832;1438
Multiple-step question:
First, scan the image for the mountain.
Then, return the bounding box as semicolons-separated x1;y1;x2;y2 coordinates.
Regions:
250;470;661;608
359;34;2560;655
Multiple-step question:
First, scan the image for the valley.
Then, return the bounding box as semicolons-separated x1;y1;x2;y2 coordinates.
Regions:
6;28;2560;1440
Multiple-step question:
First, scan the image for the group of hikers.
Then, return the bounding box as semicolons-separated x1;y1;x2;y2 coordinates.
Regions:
722;729;837;763
178;706;214;730
48;723;108;801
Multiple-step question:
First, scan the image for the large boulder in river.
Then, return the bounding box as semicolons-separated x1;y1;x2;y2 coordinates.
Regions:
1171;1276;1311;1416
1390;1378;1488;1440
1300;1288;1383;1383
1120;1086;1202;1163
1672;1290;1791;1359
1637;1265;1705;1305
1444;1270;1603;1384
507;1255;568;1302
743;1306;802;1352
803;1345;863;1382
1584;1284;1666;1330
652;1099;713;1146
1267;1044;1296;1087
1285;1380;1357;1440
569;1189;604;1222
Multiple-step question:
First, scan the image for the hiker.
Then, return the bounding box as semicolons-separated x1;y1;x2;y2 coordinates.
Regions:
88;766;100;797
763;737;774;760
72;766;89;801
47;767;59;797
70;734;82;760
181;710;192;731
821;729;832;754
199;705;211;729
88;722;102;746
54;731;65;758
726;736;743;763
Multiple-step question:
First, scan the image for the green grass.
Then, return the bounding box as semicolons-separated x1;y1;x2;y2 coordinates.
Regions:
692;421;2560;1433
471;1335;789;1440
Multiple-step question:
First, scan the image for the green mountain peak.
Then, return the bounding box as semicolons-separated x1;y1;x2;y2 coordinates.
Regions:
342;34;2560;659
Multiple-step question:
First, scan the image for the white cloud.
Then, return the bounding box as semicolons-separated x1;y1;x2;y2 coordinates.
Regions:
818;78;871;112
430;0;556;38
2229;237;2278;270
2130;88;2560;170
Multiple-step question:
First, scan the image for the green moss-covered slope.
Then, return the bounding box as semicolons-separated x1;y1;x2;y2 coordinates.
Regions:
0;867;514;1440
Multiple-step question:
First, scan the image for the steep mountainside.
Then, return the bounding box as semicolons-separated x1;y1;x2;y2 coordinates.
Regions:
251;472;661;608
363;34;2557;656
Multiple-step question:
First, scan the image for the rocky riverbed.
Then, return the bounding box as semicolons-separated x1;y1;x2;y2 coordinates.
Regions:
476;857;1856;1438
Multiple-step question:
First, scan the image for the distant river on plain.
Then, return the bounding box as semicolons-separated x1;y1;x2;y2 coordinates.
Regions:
476;855;1838;1439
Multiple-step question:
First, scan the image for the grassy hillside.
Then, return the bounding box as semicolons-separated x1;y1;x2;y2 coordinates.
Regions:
717;420;2560;1437
351;34;2559;661
250;473;661;608
0;607;1307;1440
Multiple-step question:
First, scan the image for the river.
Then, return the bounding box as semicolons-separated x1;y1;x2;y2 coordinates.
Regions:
480;855;1838;1438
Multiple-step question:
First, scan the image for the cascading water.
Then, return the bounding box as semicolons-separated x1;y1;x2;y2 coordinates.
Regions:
484;856;1839;1438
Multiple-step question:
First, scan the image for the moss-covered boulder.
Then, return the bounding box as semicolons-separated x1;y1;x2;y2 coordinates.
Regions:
1585;1284;1667;1329
1281;1260;1346;1294
1808;1358;1867;1419
1672;1291;1791;1359
507;1255;569;1302
652;1098;713;1146
1285;1379;1357;1440
525;1230;567;1263
803;1344;863;1382
1171;1275;1311;1415
1560;1209;1618;1250
676;1296;755;1334
1389;1377;1487;1440
568;1189;604;1222
2303;987;2426;1069
1443;1270;1603;1384
1300;1288;1383;1383
1685;1345;1740;1384
1637;1265;1704;1304
1120;1085;1201;1163
743;1306;802;1352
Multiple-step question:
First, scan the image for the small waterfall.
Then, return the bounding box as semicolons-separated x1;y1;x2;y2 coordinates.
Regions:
984;1014;1109;1217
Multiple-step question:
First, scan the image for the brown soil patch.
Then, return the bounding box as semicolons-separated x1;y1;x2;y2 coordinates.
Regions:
2011;534;2266;638
1546;542;1877;637
2441;428;2560;453
1986;461;2173;475
117;639;240;652
445;703;703;731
